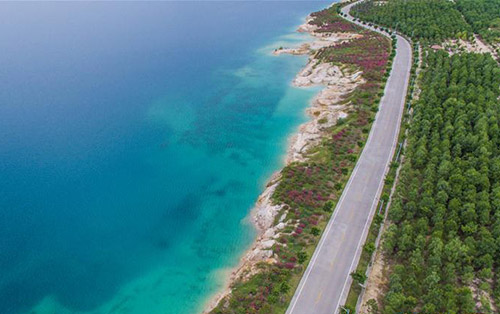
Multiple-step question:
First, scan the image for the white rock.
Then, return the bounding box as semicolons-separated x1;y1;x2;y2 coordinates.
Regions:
261;239;275;249
263;228;275;238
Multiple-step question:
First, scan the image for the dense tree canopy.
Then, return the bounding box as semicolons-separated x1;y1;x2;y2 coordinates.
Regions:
351;0;472;43
456;0;500;43
383;51;500;313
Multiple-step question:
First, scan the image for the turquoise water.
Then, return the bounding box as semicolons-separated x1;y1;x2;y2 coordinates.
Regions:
0;2;329;313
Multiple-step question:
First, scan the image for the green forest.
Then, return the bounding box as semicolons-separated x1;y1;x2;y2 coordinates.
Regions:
456;0;500;44
382;51;500;313
351;0;472;43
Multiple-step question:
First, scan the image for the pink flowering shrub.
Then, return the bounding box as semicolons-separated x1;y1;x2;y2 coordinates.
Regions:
317;32;390;80
284;262;296;269
309;7;363;33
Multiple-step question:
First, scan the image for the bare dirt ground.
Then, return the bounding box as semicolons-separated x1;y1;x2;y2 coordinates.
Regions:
358;248;389;313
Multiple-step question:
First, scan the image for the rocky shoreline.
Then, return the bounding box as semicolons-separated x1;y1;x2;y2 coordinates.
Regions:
203;15;364;314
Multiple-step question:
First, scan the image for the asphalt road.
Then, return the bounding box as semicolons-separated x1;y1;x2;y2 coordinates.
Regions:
286;2;412;314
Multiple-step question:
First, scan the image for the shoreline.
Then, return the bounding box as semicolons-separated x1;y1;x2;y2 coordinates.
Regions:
203;8;365;314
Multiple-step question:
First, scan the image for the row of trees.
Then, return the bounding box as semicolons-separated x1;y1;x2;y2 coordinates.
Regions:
383;51;500;313
456;0;500;44
351;0;472;43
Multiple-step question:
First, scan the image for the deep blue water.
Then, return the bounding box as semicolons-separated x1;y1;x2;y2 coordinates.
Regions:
0;2;329;313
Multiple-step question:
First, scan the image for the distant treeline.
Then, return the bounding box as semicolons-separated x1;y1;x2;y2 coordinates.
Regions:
351;0;472;43
456;0;500;44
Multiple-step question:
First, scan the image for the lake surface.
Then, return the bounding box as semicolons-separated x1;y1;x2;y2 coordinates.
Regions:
0;1;329;313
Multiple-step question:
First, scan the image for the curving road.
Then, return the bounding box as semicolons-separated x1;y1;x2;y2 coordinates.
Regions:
286;2;412;314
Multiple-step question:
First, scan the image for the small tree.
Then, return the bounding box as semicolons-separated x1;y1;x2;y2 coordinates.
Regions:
297;251;308;264
364;242;376;255
279;281;291;303
323;200;334;212
351;270;367;284
366;299;379;314
280;281;290;294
